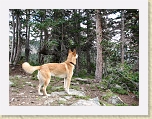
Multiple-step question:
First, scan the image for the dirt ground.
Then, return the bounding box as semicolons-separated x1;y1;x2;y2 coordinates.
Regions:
9;64;139;106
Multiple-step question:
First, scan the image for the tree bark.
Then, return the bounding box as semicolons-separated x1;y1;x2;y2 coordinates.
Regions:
121;10;125;65
10;10;16;64
86;10;91;74
25;9;30;62
74;9;81;75
95;9;103;82
13;12;21;65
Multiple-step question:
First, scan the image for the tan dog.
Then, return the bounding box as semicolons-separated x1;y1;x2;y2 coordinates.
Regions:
22;49;78;96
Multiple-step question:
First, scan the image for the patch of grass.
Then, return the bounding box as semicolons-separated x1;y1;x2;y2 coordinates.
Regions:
10;83;17;87
53;87;64;92
70;85;80;90
90;84;97;91
115;103;128;106
11;89;19;93
102;90;114;101
10;76;25;89
131;103;138;106
100;100;114;106
72;95;90;100
31;70;38;80
47;85;64;93
58;100;66;105
111;88;128;95
32;84;37;87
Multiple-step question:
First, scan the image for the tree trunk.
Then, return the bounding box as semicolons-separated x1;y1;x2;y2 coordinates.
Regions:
13;12;21;65
60;22;66;62
95;9;103;82
86;10;91;74
39;29;43;64
86;50;91;74
121;10;125;66
25;9;30;62
10;10;16;64
74;9;81;75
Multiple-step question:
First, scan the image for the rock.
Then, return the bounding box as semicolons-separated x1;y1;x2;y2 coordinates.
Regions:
68;89;86;97
16;75;22;79
30;90;34;93
44;89;86;106
71;82;79;85
75;78;88;82
11;67;15;70
50;89;85;97
44;98;56;106
108;95;124;105
10;98;15;102
71;97;101;106
25;82;32;84
59;97;67;102
25;82;33;86
115;84;122;89
50;91;66;97
64;96;72;100
75;78;91;84
9;81;14;86
21;102;25;104
19;93;25;95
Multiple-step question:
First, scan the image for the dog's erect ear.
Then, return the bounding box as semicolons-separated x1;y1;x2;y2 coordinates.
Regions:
68;49;72;53
73;49;76;55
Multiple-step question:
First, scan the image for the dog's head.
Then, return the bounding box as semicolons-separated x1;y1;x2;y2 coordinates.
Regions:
67;49;78;65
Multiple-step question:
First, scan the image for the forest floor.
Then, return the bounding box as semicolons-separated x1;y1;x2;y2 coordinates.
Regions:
9;64;139;106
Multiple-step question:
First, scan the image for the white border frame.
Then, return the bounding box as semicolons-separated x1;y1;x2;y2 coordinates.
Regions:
0;0;148;115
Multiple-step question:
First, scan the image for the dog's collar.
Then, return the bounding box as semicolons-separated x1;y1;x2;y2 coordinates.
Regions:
70;62;76;66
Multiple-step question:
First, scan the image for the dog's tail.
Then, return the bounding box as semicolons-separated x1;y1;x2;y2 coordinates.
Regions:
22;62;40;74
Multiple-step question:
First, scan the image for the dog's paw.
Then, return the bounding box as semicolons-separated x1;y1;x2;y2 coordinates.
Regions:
46;94;51;97
65;88;71;95
38;92;43;96
67;92;71;95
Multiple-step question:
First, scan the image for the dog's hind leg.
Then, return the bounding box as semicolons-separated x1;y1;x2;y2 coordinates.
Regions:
38;80;44;95
37;71;44;95
42;78;50;96
42;72;51;96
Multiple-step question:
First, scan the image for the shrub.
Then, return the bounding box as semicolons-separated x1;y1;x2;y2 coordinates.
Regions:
102;62;139;98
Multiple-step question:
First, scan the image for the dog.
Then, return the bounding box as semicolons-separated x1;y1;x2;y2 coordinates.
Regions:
22;49;78;96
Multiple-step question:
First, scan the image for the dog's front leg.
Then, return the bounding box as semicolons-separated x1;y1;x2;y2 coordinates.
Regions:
66;76;72;95
64;78;69;93
64;78;67;89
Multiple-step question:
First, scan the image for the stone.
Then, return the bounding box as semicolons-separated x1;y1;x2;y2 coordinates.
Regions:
59;97;67;102
108;95;124;105
25;82;32;84
115;84;122;89
75;78;88;82
10;98;15;102
68;89;86;97
16;75;22;79
9;81;14;86
71;97;101;106
64;96;72;100
50;89;85;97
44;99;55;106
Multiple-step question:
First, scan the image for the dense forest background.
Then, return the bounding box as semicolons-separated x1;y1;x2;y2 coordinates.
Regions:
9;9;139;97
